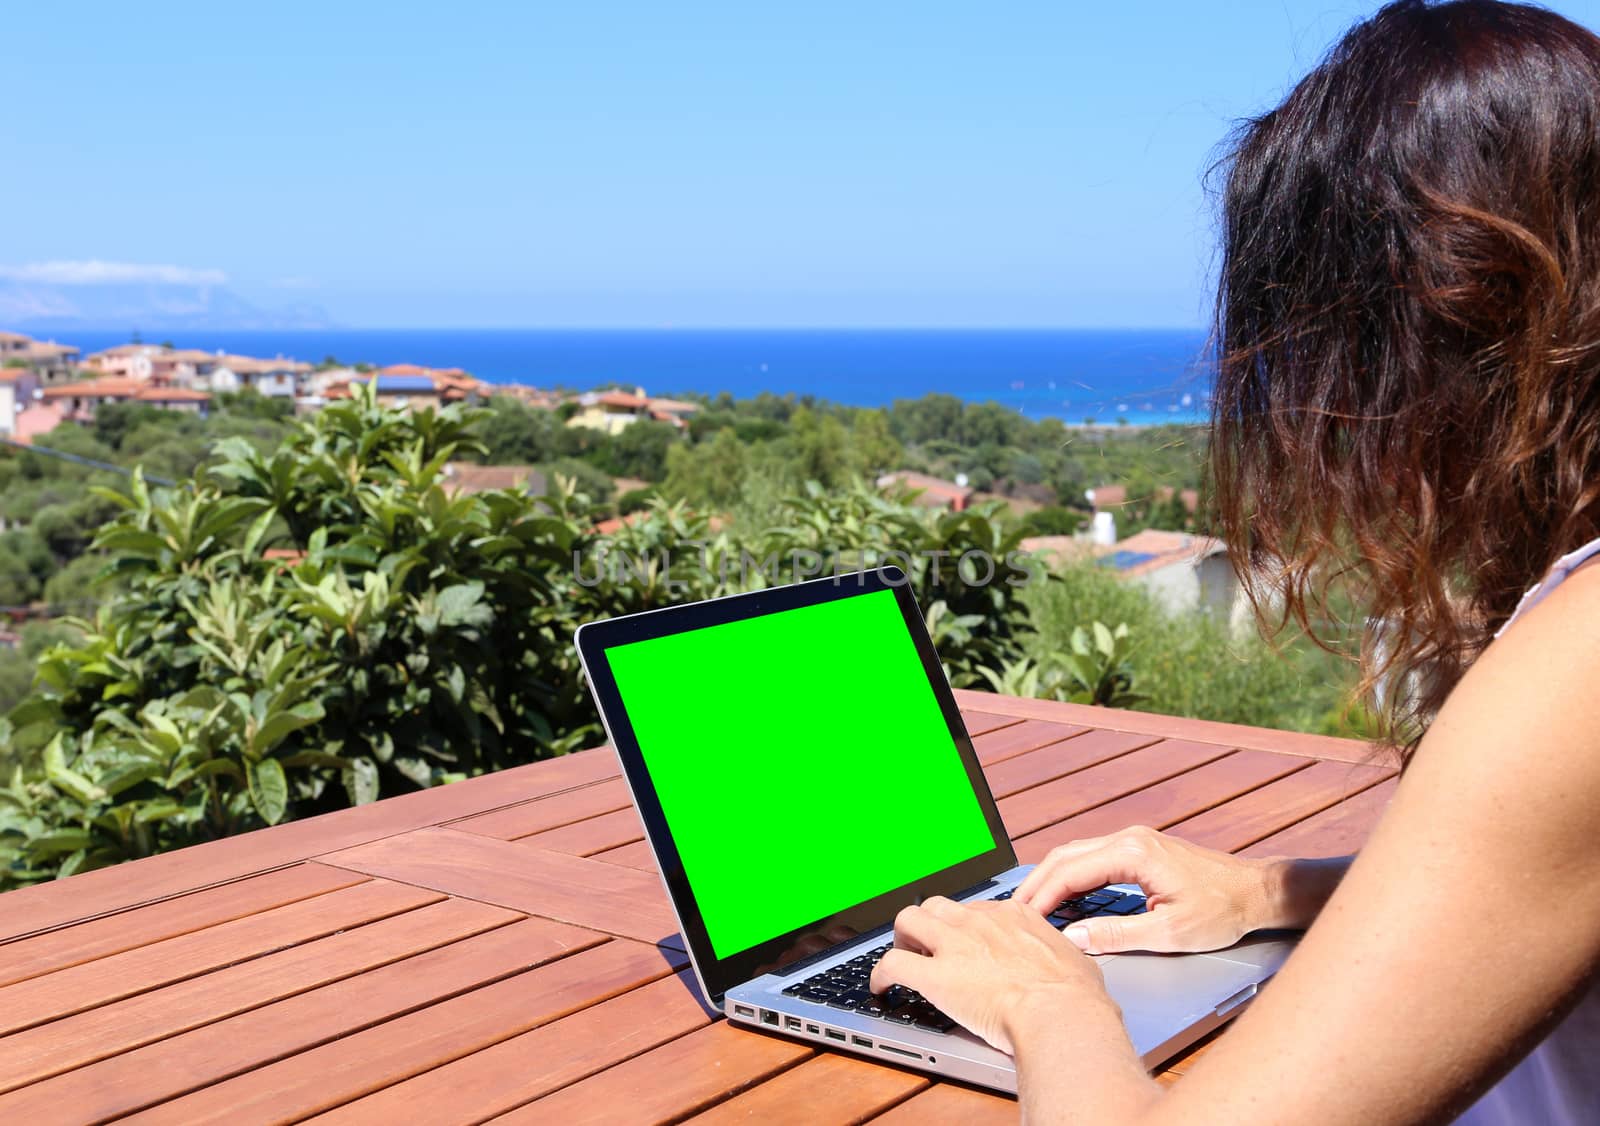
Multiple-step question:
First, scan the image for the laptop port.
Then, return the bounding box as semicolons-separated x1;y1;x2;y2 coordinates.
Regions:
733;1005;754;1019
825;1029;846;1042
785;1017;802;1031
805;1023;820;1035
852;1036;872;1048
761;1009;779;1026
879;1043;923;1061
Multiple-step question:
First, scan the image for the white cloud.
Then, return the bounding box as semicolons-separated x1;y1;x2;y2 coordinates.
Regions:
0;260;227;286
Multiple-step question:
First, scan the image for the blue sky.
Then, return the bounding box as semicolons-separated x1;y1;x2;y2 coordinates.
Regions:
5;1;1598;328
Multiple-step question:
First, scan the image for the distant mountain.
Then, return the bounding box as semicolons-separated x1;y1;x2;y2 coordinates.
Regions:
0;281;335;331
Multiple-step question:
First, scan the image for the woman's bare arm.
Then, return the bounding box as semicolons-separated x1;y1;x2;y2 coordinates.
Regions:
880;564;1600;1125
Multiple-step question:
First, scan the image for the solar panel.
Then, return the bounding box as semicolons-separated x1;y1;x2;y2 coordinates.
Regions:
1102;550;1157;570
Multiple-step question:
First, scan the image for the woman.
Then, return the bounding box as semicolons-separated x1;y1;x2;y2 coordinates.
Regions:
869;2;1600;1122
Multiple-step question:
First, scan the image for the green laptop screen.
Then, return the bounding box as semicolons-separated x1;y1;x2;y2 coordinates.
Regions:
602;587;997;959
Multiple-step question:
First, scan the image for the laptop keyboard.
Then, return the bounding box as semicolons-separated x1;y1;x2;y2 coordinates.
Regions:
779;887;1147;1034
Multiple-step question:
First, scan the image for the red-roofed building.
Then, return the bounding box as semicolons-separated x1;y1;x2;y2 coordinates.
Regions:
875;470;974;512
41;377;209;421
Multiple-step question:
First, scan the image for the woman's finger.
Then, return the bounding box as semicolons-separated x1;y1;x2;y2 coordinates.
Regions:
1014;835;1113;901
1016;844;1150;914
890;902;956;956
869;946;936;996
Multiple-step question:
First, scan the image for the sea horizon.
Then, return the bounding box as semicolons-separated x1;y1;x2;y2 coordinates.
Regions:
29;326;1214;426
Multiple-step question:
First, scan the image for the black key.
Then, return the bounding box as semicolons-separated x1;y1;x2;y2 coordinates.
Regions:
782;984;804;996
913;1011;958;1033
1082;891;1118;906
826;995;861;1011
993;889;1013;900
1051;907;1086;923
1100;896;1147;915
856;995;889;1018
798;988;833;1003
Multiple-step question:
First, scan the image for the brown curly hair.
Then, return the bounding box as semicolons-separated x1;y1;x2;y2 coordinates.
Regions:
1210;0;1600;757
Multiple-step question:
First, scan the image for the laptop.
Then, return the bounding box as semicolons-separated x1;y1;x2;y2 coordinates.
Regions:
575;565;1293;1094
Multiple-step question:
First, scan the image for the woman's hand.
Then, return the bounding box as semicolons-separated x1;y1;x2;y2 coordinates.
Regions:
1014;825;1284;955
868;895;1118;1055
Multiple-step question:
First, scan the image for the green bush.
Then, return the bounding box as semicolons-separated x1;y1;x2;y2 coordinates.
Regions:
0;389;1061;888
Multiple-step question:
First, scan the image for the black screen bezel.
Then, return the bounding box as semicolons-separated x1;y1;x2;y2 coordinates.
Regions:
575;566;1016;1003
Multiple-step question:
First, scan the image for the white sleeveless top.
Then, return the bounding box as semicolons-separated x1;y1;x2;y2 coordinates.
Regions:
1454;537;1600;1126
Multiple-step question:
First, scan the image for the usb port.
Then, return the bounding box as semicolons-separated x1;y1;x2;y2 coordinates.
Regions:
733;1005;754;1019
852;1036;873;1048
785;1017;802;1031
825;1029;846;1042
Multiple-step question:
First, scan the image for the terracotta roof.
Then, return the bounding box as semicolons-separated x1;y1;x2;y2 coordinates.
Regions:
41;376;144;399
593;391;646;409
136;386;211;403
0;331;31;345
875;470;974;505
0;369;22;383
1094;529;1227;578
20;341;78;359
645;397;699;414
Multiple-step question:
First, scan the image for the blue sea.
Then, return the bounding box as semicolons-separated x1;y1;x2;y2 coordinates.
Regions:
52;328;1212;425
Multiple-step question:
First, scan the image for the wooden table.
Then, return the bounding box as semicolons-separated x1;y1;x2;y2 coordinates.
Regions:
0;690;1395;1124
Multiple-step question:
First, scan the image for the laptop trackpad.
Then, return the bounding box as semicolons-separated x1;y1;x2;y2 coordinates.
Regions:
1099;953;1268;1058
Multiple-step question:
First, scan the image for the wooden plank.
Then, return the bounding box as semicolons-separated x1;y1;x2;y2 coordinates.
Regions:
488;1022;813;1124
972;720;1090;767
1241;778;1398;858
310;970;719;1125
960;710;1022;738
0;744;619;944
1167;760;1394;853
0;863;363;988
0;894;519;1094
450;777;635;841
953;688;1371;764
687;1051;931;1124
1013;751;1308;864
0;877;434;1036
84;931;662;1125
518;806;647;857
998;739;1234;840
319;828;683;948
590;838;658;872
867;1081;1019;1124
982;729;1159;799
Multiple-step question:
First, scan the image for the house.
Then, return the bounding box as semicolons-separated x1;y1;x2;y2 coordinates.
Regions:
567;390;651;435
84;343;164;381
0;367;39;438
209;354;310;398
325;373;441;411
40;377;210;422
1022;526;1242;621
2;333;81;386
875;470;974;512
10;403;64;444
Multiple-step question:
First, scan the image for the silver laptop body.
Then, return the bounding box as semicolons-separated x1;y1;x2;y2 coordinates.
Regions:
576;567;1293;1095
